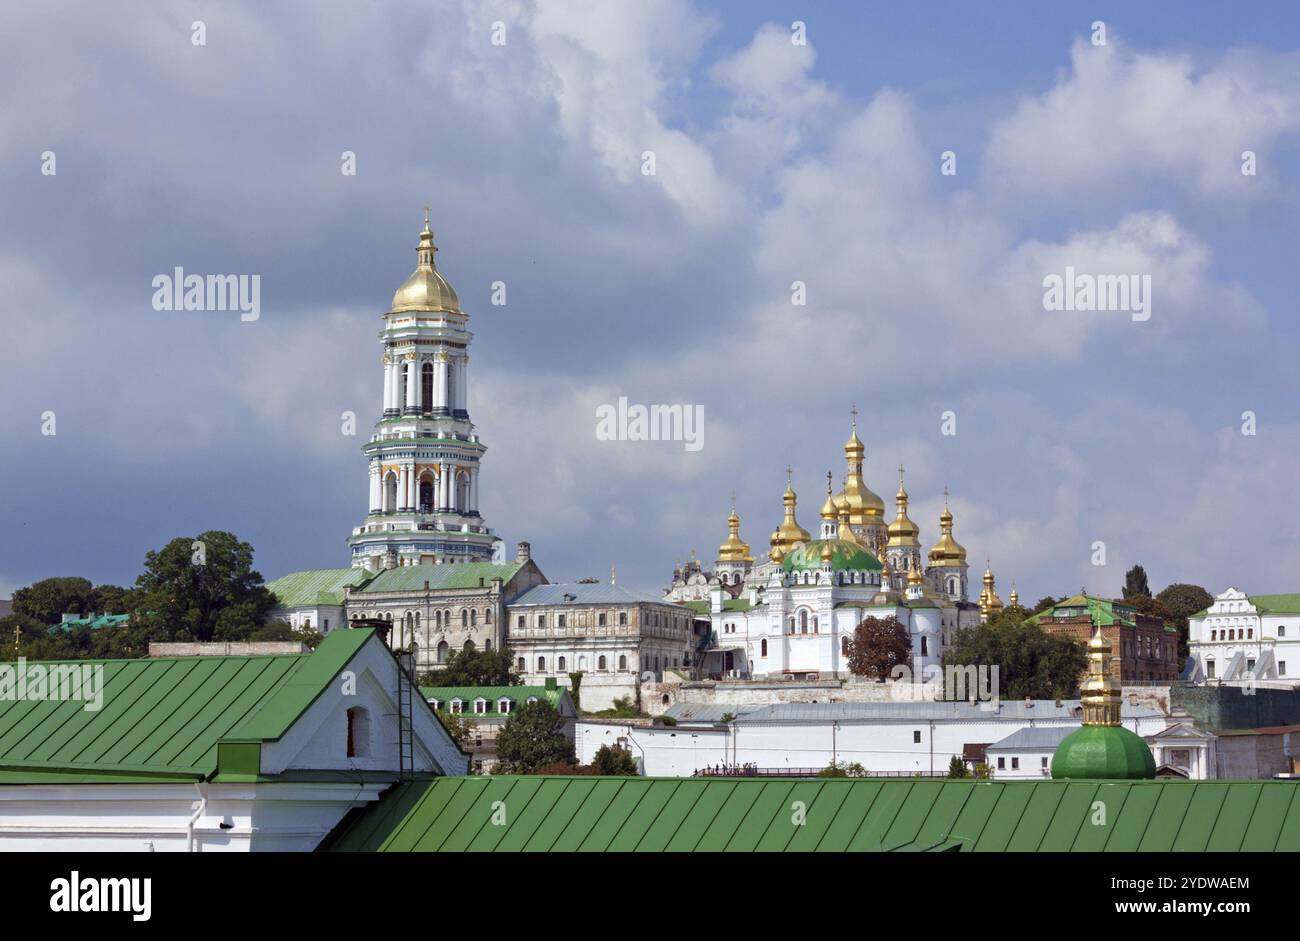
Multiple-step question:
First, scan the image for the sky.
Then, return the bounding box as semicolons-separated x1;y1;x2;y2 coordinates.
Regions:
2;1;1298;603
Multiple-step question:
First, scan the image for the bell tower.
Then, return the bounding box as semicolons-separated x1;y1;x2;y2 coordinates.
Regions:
348;212;498;569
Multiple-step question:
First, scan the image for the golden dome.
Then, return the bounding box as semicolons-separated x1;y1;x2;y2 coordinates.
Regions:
716;502;753;564
1009;585;1019;608
979;561;1004;619
907;563;923;586
836;411;886;524
927;490;968;566
819;475;839;521
390;214;461;314
820;542;834;563
836;504;857;544
885;466;920;547
1080;626;1121;726
770;543;785;563
771;470;811;552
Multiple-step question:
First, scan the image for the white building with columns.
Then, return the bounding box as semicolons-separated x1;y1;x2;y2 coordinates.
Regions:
349;213;500;570
1186;588;1300;684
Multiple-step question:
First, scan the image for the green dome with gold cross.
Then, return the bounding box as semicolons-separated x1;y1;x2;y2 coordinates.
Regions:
781;539;881;573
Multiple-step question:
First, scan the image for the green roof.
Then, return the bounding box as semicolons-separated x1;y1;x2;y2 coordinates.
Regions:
1027;594;1137;628
1249;594;1300;615
267;567;374;608
357;562;524;594
47;614;130;634
683;599;752;614
1051;725;1156;780
419;686;567;717
0;628;373;784
322;777;1300;852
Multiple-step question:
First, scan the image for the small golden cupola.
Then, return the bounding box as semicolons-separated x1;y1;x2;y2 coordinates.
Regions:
927;488;968;566
979;561;1004;621
836;408;887;525
836;497;857;544
716;498;753;564
1009;583;1019;608
391;210;462;314
770;468;812;553
886;466;921;547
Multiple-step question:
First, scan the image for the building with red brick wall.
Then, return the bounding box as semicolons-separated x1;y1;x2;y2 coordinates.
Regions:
1027;595;1179;683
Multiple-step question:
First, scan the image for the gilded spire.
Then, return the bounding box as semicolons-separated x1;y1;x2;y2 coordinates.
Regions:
391;209;461;313
885;464;920;547
1080;625;1122;726
771;466;811;551
927;485;967;566
837;407;885;524
820;472;839;521
979;560;1004;621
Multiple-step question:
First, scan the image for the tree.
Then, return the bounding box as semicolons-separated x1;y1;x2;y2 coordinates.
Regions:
943;609;1088;700
421;644;518;687
844;615;912;681
1157;583;1214;665
91;584;132;615
248;619;322;649
947;755;969;778
12;577;97;625
434;708;474;753
495;699;573;772
1122;564;1151;600
590;744;639;776
1031;596;1059;616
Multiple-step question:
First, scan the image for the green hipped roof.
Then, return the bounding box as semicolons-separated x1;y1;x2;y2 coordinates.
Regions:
420;686;566;717
782;540;882;573
321;776;1300;852
1051;725;1156;781
357;562;524;593
0;628;373;784
267;567;374;608
1027;594;1136;627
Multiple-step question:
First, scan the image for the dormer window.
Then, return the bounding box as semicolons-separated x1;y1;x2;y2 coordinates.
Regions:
450;699;464;714
498;698;512;714
474;698;488;715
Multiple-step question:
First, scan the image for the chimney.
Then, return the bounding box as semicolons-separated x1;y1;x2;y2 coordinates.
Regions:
516;541;531;563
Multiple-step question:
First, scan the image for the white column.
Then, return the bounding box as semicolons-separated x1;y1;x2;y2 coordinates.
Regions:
381;362;391;412
408;462;418;509
398;465;409;510
369;467;380;512
457;356;468;412
445;361;456;413
441;463;452;509
404;360;418;412
434;357;447;411
469;468;478;513
387;361;400;413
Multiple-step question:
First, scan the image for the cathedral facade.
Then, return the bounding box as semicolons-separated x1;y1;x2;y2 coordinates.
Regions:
674;418;1011;680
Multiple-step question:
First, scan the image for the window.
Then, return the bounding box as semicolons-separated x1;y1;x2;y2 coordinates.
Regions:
474;698;488;715
558;656;566;671
997;757;1005;769
538;615;546;628
498;698;512;714
558;614;566;627
517;615;525;628
1041;757;1049;769
470;609;477;627
619;612;628;626
1206;659;1216;678
346;707;371;758
598;655;607;671
461;609;468;627
799;610;808;634
1280;661;1287;676
913;730;921;744
1011;757;1019;770
537;656;546;672
449;699;464;714
516;657;525;671
761;638;768;657
1281;626;1287;637
921;637;928;657
619;654;628;671
599;613;607;626
421;361;433;412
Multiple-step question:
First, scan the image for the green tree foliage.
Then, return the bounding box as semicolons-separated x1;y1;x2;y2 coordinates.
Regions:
91;584;132;615
943;610;1088;700
13;577;98;624
844;615;912;681
1031;596;1060;615
421;644;519;687
131;531;276;643
434;708;474;753
947;755;969;778
495;699;574;772
248;619;322;649
590;744;639;776
1156;583;1213;665
1122;564;1151;600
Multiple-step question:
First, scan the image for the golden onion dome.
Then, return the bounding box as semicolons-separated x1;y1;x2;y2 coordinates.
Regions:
771;471;812;551
819;479;839;522
836;504;857;544
821;543;834;563
907;563;923;586
837;413;886;523
717;503;753;564
927;491;968;566
391;214;461;314
885;467;920;547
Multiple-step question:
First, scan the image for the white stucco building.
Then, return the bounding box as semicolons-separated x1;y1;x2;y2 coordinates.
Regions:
1186;588;1300;684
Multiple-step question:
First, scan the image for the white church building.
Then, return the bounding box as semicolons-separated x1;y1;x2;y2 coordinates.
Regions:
1186;587;1300;684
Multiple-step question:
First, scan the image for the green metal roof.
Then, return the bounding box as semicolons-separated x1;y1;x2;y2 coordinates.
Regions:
1027;594;1137;628
267;567;374;608
47;614;130;634
419;686;568;717
0;629;373;784
321;777;1300;852
1249;594;1300;615
782;539;882;573
356;562;524;594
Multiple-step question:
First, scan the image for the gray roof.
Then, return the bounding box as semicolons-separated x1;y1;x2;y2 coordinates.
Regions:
664;699;1164;725
985;726;1076;751
510;583;678;607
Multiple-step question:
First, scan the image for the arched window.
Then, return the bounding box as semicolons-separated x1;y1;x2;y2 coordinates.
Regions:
461;609;469;628
517;657;525;671
841;636;849;656
619;612;628;626
619;655;627;671
484;608;492;624
421;362;433;413
383;471;398;512
463;639;475;653
346;707;371;758
485;639;492;651
436;640;449;663
921;637;929;656
598;655;607;671
470;609;478;627
800;610;808;634
761;638;768;657
537;656;546;672
419;477;434;514
558;656;567;671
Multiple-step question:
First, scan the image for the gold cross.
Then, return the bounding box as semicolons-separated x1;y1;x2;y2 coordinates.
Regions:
423;204;430;224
